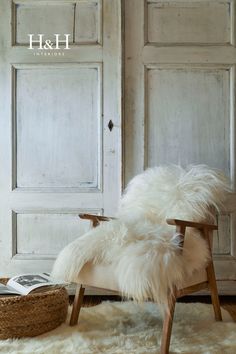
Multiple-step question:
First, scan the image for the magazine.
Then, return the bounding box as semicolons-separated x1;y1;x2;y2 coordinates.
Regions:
0;273;67;296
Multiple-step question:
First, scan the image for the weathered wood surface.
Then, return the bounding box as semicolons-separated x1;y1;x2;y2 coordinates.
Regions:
0;0;122;275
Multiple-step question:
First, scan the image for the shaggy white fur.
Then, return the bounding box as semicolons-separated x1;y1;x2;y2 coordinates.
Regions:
52;165;230;305
0;302;234;354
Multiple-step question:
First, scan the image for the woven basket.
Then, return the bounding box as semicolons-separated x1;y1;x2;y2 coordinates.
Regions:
0;278;69;339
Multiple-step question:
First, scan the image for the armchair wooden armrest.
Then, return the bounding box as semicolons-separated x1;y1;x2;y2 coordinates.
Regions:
166;218;218;252
79;213;115;227
166;219;218;231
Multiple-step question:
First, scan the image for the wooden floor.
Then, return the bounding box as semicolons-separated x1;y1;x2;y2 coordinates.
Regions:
179;296;236;321
78;295;236;321
223;301;236;321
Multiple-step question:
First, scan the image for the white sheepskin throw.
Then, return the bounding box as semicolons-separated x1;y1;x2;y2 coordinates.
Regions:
52;165;230;305
0;303;234;354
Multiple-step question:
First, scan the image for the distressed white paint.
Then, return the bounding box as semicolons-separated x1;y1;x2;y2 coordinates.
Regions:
146;66;230;175
147;1;232;45
75;1;101;44
15;2;74;44
15;212;91;256
14;0;102;46
125;0;236;291
15;65;101;190
0;0;122;276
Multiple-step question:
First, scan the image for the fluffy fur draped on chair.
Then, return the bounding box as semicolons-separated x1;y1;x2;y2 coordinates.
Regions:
52;165;229;305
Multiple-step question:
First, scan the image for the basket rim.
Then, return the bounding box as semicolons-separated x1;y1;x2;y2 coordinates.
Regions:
0;278;67;301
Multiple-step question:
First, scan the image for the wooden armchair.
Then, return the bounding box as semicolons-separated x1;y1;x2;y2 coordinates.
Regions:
70;213;222;354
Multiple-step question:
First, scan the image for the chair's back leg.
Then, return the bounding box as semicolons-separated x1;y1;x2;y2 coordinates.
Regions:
206;261;222;321
160;293;176;354
70;284;85;326
204;228;222;321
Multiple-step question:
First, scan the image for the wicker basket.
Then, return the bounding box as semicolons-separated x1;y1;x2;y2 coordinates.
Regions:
0;278;69;339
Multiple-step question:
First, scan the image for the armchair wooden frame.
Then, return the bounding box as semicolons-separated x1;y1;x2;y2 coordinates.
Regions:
70;213;222;354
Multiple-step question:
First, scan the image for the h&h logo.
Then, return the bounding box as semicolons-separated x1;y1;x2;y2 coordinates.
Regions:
28;34;70;50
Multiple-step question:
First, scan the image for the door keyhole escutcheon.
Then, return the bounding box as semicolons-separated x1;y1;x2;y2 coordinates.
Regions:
108;120;114;131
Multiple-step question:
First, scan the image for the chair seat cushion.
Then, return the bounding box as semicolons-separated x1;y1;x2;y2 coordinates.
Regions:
77;262;119;292
76;262;207;294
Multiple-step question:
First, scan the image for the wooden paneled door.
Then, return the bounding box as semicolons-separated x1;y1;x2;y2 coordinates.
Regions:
0;0;122;275
125;0;236;293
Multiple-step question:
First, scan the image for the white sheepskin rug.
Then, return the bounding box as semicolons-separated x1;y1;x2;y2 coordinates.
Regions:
0;302;235;354
52;165;230;305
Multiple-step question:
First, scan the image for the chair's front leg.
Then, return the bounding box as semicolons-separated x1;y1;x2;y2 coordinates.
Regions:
160;292;176;354
204;228;222;321
70;284;85;326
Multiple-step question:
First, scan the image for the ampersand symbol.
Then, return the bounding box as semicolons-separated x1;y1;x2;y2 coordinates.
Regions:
44;40;53;49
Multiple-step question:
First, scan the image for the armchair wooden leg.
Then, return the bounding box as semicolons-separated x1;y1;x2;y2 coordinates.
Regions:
206;261;222;321
160;294;176;354
70;284;85;326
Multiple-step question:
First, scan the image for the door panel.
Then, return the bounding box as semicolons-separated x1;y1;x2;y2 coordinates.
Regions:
15;2;74;44
14;0;102;45
146;66;230;174
75;1;102;44
146;1;231;45
0;0;122;275
15;64;101;190
125;0;236;290
14;212;91;257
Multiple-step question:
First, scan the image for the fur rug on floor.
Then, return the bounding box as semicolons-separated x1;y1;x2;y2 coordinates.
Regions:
52;165;230;305
0;302;235;354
